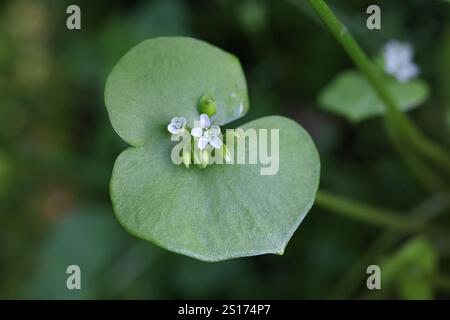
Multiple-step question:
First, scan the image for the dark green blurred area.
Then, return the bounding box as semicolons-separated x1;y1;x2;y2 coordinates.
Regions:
0;0;449;299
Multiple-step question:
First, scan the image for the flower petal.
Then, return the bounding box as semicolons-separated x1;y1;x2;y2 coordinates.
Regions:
179;117;187;127
198;136;208;150
209;136;223;149
397;64;419;82
168;123;180;134
209;125;221;136
191;127;203;138
200;114;211;128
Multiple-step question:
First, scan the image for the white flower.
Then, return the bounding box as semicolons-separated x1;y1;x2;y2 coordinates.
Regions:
190;114;223;150
383;40;419;82
167;117;187;135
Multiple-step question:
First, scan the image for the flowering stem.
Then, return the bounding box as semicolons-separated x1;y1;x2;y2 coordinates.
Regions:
307;0;450;177
315;191;426;232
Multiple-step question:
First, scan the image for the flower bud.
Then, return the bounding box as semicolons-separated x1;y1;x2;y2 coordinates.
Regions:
198;94;216;117
201;149;209;168
182;150;191;168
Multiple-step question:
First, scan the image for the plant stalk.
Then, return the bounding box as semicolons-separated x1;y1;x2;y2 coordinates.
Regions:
307;0;450;176
315;191;426;232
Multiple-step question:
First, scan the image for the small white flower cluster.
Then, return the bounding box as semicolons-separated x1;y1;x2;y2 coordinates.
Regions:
383;40;419;83
167;117;187;135
167;114;223;150
191;114;223;150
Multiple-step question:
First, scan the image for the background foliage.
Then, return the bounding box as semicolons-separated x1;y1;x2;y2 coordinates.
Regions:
0;0;449;299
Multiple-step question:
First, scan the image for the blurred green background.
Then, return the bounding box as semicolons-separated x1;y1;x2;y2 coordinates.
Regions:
1;0;449;299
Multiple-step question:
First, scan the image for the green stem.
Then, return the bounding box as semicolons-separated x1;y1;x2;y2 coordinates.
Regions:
328;193;450;299
385;117;448;191
315;191;425;232
307;0;450;176
329;232;398;299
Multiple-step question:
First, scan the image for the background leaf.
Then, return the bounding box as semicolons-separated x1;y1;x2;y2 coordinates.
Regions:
318;70;430;122
381;237;437;299
26;206;131;299
105;37;249;146
110;116;320;261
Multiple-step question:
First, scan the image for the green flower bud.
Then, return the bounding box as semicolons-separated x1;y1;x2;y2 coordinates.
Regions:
201;149;209;168
182;150;191;168
198;94;216;117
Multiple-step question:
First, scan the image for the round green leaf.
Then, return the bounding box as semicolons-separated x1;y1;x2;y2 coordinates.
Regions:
105;37;320;261
105;37;249;146
111;116;320;261
318;70;430;122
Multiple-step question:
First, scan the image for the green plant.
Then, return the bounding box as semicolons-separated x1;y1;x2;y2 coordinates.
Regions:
105;37;320;261
104;1;450;288
319;70;429;123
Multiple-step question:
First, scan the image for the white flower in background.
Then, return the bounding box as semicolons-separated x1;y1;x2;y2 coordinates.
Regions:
191;114;223;150
167;117;187;135
383;40;419;83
